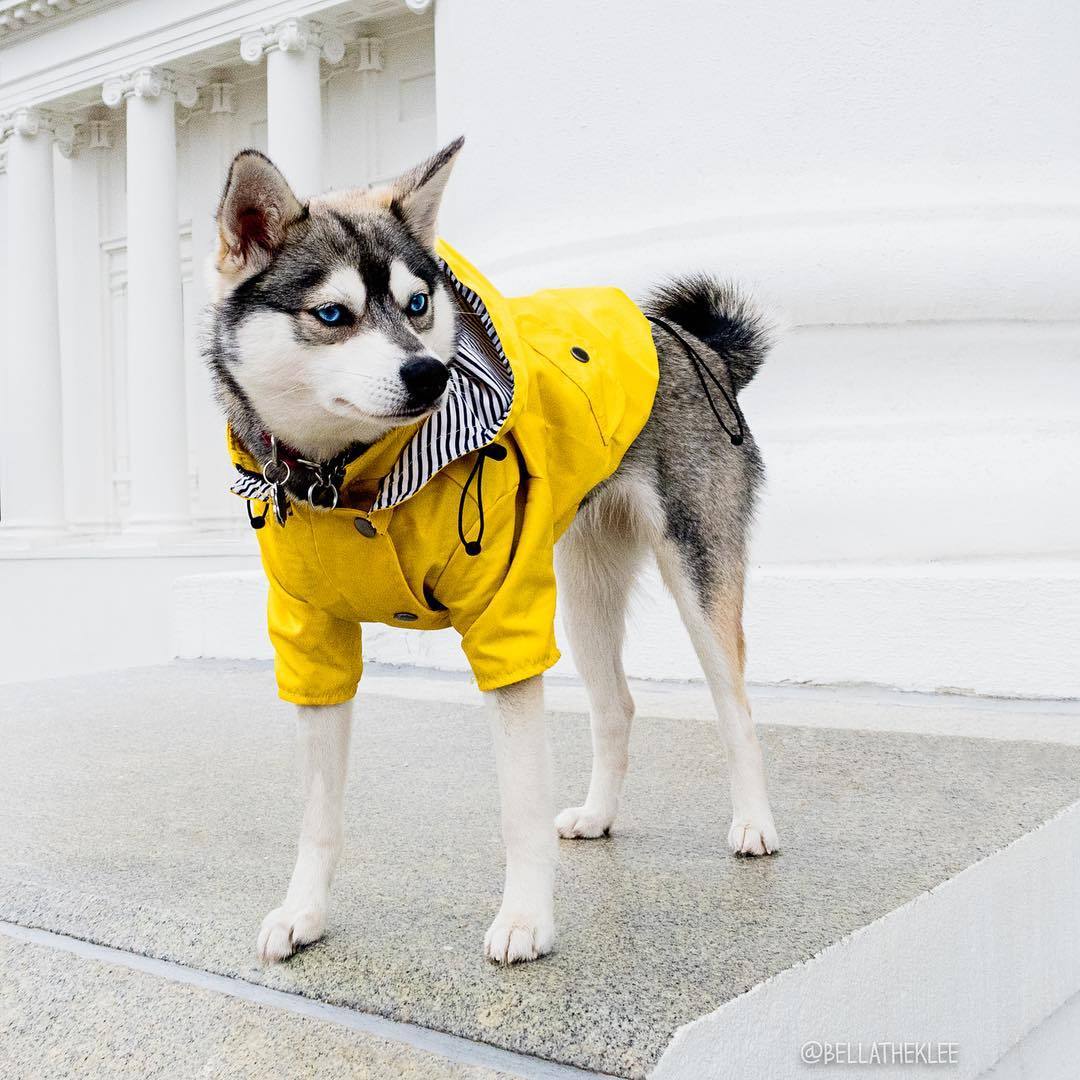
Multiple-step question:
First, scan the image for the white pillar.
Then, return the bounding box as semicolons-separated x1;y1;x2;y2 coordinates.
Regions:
0;108;74;535
187;82;243;526
240;17;344;197
355;38;384;179
103;68;197;530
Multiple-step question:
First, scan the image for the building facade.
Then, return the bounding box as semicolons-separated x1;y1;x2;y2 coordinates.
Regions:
2;0;1078;695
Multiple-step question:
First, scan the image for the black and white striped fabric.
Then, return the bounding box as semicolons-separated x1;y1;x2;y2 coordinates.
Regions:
231;468;273;501
371;260;514;510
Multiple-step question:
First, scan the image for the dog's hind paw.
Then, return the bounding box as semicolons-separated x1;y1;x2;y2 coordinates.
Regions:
483;910;555;965
555;804;615;839
727;811;779;857
257;904;326;963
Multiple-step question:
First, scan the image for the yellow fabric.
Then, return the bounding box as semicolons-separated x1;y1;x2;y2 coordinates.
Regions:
228;240;659;703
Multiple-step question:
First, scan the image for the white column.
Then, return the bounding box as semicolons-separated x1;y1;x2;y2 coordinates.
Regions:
0;107;74;535
103;68;197;530
355;37;384;179
241;17;344;197
187;82;243;526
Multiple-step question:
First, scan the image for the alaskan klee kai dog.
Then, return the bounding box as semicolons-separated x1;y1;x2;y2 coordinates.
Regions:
205;137;778;965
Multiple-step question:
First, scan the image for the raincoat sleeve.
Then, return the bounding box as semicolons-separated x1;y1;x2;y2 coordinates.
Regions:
266;571;362;706
434;474;562;692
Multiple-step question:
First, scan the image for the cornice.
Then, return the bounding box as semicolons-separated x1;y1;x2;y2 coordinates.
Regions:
240;17;345;65
0;104;76;155
101;66;198;110
0;2;426;114
0;0;115;46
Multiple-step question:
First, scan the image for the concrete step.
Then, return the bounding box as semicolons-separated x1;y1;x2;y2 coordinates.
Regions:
2;661;1079;1078
0;930;513;1080
172;558;1080;697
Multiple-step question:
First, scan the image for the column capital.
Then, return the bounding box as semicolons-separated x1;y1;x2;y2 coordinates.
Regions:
207;82;236;115
355;37;384;74
101;67;199;110
0;107;76;157
240;18;345;65
86;119;113;149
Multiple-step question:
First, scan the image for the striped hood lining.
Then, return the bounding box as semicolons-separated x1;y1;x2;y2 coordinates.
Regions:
372;260;514;511
229;261;515;511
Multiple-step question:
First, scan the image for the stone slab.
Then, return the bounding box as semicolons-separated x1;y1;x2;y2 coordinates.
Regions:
2;661;1079;1077
0;933;509;1080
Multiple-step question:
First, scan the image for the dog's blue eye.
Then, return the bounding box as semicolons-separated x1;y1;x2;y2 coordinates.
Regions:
314;304;344;325
407;292;428;315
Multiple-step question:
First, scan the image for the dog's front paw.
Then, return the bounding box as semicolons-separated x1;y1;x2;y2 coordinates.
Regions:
257;904;326;963
483;909;555;965
727;808;779;857
555;804;615;839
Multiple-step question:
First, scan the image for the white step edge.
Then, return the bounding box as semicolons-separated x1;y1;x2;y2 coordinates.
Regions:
174;560;1080;699
651;799;1080;1080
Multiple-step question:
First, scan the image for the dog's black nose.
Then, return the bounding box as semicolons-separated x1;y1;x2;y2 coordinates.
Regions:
400;355;449;406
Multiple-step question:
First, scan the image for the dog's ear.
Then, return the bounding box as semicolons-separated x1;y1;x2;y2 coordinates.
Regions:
387;136;464;248
213;150;305;290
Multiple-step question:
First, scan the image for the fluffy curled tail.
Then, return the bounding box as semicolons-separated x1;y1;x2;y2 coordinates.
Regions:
645;275;772;393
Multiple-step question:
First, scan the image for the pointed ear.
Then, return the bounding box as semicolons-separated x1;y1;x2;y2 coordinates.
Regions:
214;150;305;288
388;136;464;248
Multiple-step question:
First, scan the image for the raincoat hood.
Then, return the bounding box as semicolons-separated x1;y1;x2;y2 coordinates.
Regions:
228;240;658;700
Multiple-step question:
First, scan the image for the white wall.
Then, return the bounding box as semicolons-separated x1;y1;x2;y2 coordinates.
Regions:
2;0;1078;695
426;0;1080;696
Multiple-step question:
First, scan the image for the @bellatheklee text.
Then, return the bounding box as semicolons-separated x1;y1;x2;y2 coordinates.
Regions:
800;1041;960;1067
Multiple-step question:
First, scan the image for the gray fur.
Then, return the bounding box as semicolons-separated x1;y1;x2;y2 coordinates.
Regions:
582;305;767;613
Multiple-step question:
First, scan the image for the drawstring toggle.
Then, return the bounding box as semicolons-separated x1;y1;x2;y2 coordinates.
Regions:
458;443;508;556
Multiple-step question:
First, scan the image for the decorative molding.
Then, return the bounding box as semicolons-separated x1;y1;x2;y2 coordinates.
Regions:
85;118;111;148
355;37;384;73
101;67;198;110
0;105;76;156
207;82;235;115
0;3;412;113
240;18;345;66
0;0;104;43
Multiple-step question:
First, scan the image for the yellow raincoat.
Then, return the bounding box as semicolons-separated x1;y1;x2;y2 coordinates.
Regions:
228;240;658;704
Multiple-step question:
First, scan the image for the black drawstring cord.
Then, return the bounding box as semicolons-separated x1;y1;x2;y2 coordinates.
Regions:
646;315;748;447
246;499;267;530
458;443;508;556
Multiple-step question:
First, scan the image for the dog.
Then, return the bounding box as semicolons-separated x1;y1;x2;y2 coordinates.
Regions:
204;136;778;965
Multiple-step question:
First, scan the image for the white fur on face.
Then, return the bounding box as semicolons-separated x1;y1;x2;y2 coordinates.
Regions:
426;279;458;364
235;312;402;457
231;276;459;458
389;260;426;309
310;267;367;315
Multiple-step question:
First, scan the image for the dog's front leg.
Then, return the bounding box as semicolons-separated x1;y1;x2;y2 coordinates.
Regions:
257;701;352;962
483;675;558;964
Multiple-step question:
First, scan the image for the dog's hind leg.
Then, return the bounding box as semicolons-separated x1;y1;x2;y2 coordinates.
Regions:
483;675;558;964
553;498;643;838
652;537;779;856
257;701;352;962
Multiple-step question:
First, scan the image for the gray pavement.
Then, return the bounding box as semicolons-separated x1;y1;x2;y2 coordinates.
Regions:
2;661;1080;1077
0;934;511;1080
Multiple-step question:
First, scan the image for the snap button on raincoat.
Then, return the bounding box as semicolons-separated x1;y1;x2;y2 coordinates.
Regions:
228;240;658;704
